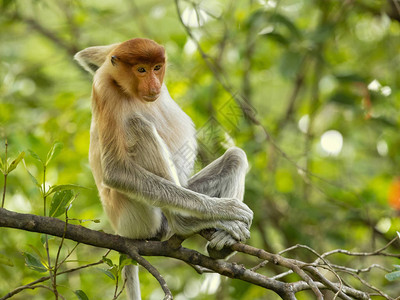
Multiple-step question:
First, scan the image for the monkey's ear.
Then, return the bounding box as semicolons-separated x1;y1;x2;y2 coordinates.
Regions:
74;43;120;75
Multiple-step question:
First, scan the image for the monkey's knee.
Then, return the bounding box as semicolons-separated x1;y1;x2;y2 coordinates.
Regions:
224;147;248;170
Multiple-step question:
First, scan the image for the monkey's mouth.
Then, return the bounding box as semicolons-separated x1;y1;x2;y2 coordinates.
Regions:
142;95;160;102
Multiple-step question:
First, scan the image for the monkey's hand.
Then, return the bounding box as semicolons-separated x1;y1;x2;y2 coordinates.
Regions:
208;229;237;249
206;222;248;259
213;219;250;243
209;198;253;228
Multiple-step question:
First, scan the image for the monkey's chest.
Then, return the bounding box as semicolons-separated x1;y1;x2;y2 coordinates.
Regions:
155;121;197;185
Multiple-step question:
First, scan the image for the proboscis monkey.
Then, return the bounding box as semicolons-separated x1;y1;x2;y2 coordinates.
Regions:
74;38;253;300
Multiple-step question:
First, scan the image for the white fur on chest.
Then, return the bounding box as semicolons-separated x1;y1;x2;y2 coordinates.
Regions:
122;85;197;185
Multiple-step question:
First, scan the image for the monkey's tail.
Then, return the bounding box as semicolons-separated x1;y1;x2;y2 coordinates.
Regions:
124;264;141;300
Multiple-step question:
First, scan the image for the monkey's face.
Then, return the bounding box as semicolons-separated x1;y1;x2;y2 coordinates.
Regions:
109;60;165;102
109;38;166;102
131;63;165;102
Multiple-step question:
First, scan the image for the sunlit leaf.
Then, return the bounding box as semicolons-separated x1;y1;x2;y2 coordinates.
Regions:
45;142;63;166
28;149;43;164
385;271;400;281
49;190;74;217
7;151;25;173
22;252;47;273
28;244;44;260
74;290;89;300
25;167;41;188
47;184;87;196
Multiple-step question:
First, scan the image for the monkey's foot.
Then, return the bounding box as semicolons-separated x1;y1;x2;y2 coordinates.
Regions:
206;230;237;259
207;243;235;259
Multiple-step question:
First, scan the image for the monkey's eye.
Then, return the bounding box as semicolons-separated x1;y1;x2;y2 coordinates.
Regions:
137;67;146;73
154;65;162;71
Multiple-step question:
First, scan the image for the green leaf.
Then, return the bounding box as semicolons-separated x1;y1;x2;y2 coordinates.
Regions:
328;91;357;106
26;168;41;188
309;23;335;43
102;256;114;267
28;149;43;164
269;13;301;39
0;253;14;267
28;244;44;259
23;252;47;273
97;267;116;280
118;254;135;276
45;142;63;166
49;190;74;217
385;270;400;281
334;73;366;83
74;290;89;300
279;51;303;79
7;151;25;173
40;234;54;246
47;184;87;197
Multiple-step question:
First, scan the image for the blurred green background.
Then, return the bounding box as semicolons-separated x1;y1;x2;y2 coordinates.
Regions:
0;0;399;299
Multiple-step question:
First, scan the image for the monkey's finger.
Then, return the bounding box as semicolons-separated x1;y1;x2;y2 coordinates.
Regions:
209;231;229;249
233;202;253;226
213;233;236;250
227;220;248;242
236;221;250;240
217;222;241;241
210;229;226;241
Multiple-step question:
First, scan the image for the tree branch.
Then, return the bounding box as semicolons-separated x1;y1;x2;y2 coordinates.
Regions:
0;208;384;299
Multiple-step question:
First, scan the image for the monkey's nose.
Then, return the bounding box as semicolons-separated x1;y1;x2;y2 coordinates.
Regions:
149;88;160;96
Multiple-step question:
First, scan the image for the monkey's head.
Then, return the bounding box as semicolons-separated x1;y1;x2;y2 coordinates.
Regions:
74;38;166;103
107;38;166;102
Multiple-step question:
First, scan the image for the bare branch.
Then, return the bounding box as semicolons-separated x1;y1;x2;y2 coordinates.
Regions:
0;208;391;299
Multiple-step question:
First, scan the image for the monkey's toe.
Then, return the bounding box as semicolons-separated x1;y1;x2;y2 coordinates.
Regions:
207;230;237;259
207;243;235;259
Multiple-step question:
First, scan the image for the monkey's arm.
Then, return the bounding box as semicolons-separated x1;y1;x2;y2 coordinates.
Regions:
102;159;252;227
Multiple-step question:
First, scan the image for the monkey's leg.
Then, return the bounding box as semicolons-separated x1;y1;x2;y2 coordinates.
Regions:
187;146;248;200
104;115;252;242
186;147;249;258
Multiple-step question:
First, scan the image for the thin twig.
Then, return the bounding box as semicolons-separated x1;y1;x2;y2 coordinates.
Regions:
320;235;400;259
1;140;8;208
339;269;394;300
279;244;344;300
124;244;173;300
0;259;105;300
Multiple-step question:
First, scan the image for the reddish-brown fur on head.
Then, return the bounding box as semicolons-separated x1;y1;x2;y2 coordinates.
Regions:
108;38;166;102
113;38;165;66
